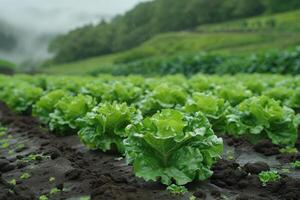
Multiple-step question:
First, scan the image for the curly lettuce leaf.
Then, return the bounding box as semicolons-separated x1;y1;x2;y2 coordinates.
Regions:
102;82;143;104
214;84;252;106
184;93;230;132
49;94;96;134
0;81;43;113
33;90;69;124
226;96;299;146
138;84;187;116
125;109;223;185
78;102;140;153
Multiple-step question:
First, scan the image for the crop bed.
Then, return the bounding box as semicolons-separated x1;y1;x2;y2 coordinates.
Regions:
0;74;300;199
0;102;300;200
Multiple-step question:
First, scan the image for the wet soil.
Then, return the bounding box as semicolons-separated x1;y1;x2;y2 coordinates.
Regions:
0;101;300;200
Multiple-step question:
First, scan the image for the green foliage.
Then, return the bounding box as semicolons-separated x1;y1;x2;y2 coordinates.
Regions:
214;84;252;106
48;0;300;64
0;81;43;113
184;93;230;132
9;179;16;186
86;47;300;77
1;73;300;189
49;94;96;133
78;102;140;153
20;172;31;180
138;84;187;116
0;60;14;67
258;170;281;186
33;90;69;124
291;161;300;169
125;109;223;185
279;147;298;154
0;126;7;137
50;187;61;195
167;184;188;195
226;96;299;146
101;82;143;104
39;195;48;200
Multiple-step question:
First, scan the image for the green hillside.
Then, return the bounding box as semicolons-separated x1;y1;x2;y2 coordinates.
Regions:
43;9;300;75
0;59;15;74
197;9;300;32
0;59;15;68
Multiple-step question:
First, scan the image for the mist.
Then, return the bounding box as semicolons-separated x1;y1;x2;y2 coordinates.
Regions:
0;0;145;69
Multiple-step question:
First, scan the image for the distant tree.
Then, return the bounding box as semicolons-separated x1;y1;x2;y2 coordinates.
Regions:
48;0;300;64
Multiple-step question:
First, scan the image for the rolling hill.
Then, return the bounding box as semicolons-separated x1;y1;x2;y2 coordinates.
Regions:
43;9;300;75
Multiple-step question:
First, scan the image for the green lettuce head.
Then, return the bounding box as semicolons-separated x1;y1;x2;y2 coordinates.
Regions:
184;92;230;132
138;84;187;116
124;109;223;185
33;89;69;124
78;102;141;153
226;96;300;146
49;94;96;134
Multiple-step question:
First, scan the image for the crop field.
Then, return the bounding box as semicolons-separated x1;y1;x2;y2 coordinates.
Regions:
0;73;300;200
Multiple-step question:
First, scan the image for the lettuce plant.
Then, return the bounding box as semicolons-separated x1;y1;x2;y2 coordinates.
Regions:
138;84;187;116
79;81;110;102
49;94;96;134
33;90;69;124
0;81;43;113
214;84;252;106
184;93;230;132
291;161;300;169
124;109;223;185
226;96;300;146
78;102;140;153
258;170;281;186
102;82;143;104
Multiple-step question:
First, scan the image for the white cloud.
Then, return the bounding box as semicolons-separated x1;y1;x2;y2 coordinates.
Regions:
0;0;145;33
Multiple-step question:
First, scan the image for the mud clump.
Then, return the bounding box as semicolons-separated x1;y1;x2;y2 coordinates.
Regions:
244;162;270;174
253;139;280;156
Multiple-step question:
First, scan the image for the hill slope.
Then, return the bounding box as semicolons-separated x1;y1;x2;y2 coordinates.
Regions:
43;9;300;75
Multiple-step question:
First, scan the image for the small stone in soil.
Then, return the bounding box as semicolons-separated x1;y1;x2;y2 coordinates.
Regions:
1;164;16;172
244;162;270;174
65;169;81;180
50;150;61;160
0;159;9;168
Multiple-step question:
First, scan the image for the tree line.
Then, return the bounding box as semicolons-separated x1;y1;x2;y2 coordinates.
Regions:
48;0;300;64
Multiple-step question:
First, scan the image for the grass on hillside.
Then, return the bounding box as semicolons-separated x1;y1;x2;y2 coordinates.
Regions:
197;9;300;32
0;59;15;68
43;9;300;75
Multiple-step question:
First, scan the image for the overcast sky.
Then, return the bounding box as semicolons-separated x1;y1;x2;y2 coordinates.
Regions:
0;0;147;66
0;0;145;33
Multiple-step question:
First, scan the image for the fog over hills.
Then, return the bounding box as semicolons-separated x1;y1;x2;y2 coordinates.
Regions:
0;0;145;68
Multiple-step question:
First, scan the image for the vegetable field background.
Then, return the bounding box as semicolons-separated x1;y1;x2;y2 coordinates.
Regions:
1;1;300;200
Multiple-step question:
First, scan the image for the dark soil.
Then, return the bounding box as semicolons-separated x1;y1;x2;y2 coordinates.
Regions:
0;101;300;200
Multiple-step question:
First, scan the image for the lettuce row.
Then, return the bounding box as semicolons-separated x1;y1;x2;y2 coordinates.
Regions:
78;102;141;153
226;96;300;146
124;109;223;185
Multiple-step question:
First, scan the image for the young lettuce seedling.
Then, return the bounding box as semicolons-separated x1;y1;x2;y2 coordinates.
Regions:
291;161;300;169
20;172;31;180
39;195;48;200
259;170;281;186
167;184;188;195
